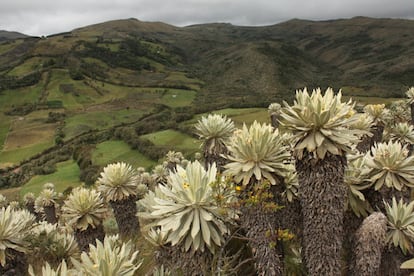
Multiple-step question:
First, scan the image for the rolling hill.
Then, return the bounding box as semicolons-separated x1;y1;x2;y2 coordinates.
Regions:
0;30;28;42
0;16;413;192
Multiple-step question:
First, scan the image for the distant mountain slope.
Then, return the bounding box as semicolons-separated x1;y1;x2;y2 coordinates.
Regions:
1;16;413;183
1;16;413;107
0;30;28;41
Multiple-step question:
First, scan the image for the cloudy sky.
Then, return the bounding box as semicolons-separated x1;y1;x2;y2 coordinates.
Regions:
2;0;414;36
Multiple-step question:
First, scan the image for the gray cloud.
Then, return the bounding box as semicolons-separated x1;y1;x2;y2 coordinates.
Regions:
1;0;413;36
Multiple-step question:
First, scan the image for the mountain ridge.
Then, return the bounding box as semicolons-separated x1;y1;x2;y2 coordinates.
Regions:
0;15;413;181
0;30;28;41
1;16;413;105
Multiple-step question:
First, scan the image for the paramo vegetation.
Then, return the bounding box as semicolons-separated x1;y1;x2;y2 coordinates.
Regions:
3;87;414;275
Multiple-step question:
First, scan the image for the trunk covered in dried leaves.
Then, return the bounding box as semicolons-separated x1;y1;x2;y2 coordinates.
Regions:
270;114;279;129
25;202;42;221
203;141;228;172
379;247;409;276
356;125;384;153
240;206;283;276
155;246;213;276
410;102;414;126
43;205;57;224
365;186;411;214
352;212;387;276
295;151;347;276
75;224;105;252
110;195;139;239
343;210;364;275
0;249;28;276
270;184;303;240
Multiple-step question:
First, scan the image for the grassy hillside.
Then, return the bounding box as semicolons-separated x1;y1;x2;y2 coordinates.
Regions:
20;159;81;196
0;16;413;189
92;140;156;169
0;30;28;42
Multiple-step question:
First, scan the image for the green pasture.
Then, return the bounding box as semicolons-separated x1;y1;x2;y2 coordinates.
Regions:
82;57;112;70
343;95;403;105
183;107;269;128
97;42;120;51
0;114;11;151
92;140;156;169
64;108;146;139
0;83;42;110
47;69;105;109
7;57;47;76
141;129;201;156
2;109;57;149
20;160;81;197
165;72;203;90
0;110;56;167
0;141;54;167
32;37;76;56
88;83;196;108
160;89;196;107
0;39;23;55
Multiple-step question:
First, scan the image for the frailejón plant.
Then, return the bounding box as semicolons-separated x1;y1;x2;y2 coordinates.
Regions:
224;121;290;186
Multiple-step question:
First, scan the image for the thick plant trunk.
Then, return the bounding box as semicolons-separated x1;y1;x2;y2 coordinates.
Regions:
356;125;384;153
352;212;387;276
75;224;105;252
0;249;28;276
270;184;303;241
240;206;283;275
379;247;409;276
343;210;364;275
204;141;228;172
365;186;411;213
25;203;42;222
43;205;57;224
155;246;213;276
270;114;279;129
110;195;139;239
295;152;347;276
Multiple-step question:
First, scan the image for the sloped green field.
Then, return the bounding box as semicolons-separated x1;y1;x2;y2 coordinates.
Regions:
92;140;156;169
20;160;81;196
141;129;201;157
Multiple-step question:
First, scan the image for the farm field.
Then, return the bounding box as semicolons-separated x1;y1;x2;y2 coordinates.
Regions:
141;129;201;157
92;140;156;169
19;159;81;196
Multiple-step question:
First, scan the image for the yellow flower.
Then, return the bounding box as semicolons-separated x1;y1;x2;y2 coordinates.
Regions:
183;182;190;189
